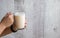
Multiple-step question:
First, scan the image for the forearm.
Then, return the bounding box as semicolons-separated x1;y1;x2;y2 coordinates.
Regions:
0;23;6;35
0;25;17;37
0;27;12;37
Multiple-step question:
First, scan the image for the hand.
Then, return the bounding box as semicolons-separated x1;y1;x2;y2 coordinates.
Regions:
24;20;27;28
1;12;14;28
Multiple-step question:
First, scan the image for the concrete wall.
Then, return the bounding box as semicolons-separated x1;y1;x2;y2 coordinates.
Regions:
44;0;60;38
1;0;60;38
0;0;14;21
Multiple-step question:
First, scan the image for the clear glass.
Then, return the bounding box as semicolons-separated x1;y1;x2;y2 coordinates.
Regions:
13;0;25;31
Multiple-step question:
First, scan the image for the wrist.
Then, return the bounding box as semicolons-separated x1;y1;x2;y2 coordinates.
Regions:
0;22;6;35
0;22;6;29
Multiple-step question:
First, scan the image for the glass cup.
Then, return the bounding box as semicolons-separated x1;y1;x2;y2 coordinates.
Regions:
13;12;25;31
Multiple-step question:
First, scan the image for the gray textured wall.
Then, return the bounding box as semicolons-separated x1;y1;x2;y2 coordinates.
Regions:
44;0;60;38
1;0;60;38
0;0;14;21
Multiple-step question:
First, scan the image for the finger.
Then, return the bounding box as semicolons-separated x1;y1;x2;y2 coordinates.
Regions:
9;14;14;20
7;12;13;17
24;22;27;27
5;12;11;17
8;14;14;22
7;12;12;15
24;24;26;28
25;19;27;24
25;22;27;24
4;13;9;17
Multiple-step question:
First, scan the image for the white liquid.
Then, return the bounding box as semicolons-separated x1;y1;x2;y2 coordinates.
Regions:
14;12;25;29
